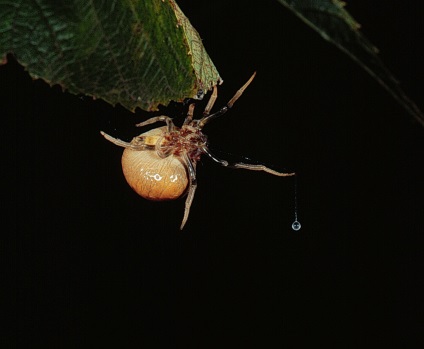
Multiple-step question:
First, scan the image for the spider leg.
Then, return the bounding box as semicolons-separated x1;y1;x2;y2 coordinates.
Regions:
203;85;218;117
201;145;295;177
135;115;175;132
100;131;152;150
198;72;256;128
180;154;198;230
183;103;196;125
229;163;295;177
201;146;228;166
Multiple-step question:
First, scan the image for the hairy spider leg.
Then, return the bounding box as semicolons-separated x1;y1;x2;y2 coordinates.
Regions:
198;72;257;128
203;84;218;117
100;131;154;150
180;154;198;230
183;103;196;125
136;115;175;132
201;143;295;177
230;163;295;177
100;115;174;150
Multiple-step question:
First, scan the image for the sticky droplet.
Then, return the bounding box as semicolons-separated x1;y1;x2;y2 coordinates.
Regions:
292;221;301;231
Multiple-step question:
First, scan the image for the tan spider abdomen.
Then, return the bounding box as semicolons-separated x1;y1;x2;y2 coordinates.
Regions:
121;127;188;201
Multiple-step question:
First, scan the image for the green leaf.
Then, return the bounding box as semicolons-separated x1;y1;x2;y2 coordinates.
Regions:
0;0;222;111
277;0;424;127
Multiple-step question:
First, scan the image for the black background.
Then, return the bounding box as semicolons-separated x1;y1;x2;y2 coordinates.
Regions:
2;1;424;347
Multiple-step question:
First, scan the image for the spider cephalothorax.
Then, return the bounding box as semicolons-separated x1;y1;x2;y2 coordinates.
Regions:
101;72;295;229
157;124;207;161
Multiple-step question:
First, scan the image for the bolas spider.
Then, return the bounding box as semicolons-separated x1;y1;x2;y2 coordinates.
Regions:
101;73;295;229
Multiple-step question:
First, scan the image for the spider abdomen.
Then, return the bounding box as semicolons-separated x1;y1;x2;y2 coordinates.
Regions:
122;148;188;200
121;127;188;201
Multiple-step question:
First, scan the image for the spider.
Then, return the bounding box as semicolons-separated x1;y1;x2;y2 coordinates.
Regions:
101;72;295;229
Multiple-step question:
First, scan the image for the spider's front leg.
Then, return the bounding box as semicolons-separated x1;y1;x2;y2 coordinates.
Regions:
180;154;198;230
229;163;295;177
183;103;196;125
201;146;295;177
198;72;256;128
100;131;153;150
135;115;175;132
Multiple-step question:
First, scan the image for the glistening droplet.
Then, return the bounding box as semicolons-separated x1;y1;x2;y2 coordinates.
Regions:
291;175;301;231
292;220;301;231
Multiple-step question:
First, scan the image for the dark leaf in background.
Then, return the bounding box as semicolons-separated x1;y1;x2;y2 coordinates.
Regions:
278;0;424;126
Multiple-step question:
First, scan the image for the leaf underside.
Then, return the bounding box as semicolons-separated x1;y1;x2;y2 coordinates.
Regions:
277;0;424;127
1;0;422;125
0;0;222;111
